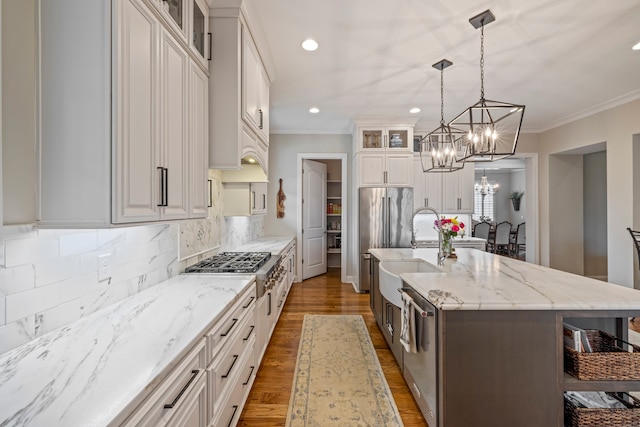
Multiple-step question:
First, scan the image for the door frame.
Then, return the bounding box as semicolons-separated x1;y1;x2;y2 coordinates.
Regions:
296;153;348;283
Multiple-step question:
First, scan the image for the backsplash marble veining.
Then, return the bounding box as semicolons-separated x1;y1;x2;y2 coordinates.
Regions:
0;170;264;355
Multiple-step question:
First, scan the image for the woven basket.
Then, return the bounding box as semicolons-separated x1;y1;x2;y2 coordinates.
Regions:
565;330;640;381
565;393;640;427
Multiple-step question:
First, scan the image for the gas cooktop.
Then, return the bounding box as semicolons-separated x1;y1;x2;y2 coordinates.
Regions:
185;252;272;273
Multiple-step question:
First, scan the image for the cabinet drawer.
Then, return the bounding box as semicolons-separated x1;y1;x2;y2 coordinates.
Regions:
205;285;256;362
209;338;256;427
207;315;255;409
123;338;206;427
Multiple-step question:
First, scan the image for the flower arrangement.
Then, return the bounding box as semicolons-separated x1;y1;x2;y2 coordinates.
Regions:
434;217;466;240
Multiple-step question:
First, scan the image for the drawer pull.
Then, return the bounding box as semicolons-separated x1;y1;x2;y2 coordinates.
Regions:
221;355;239;378
243;366;255;386
242;296;255;309
226;405;239;427
220;318;238;337
243;325;255;341
163;369;198;409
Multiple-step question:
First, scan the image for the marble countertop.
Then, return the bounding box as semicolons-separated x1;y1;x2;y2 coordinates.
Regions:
233;235;295;255
369;247;640;311
0;274;255;427
414;236;486;246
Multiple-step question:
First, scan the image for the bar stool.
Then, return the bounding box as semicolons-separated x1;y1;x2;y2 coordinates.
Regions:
627;228;640;322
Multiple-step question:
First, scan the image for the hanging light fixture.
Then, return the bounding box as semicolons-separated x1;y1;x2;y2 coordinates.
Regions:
449;9;525;162
475;170;499;196
420;59;466;173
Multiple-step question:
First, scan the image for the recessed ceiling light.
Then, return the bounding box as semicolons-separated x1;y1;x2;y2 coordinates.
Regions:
309;107;320;114
302;39;318;51
633;41;640;50
410;107;421;114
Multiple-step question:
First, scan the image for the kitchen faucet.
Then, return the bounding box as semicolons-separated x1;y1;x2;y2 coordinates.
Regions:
411;206;446;265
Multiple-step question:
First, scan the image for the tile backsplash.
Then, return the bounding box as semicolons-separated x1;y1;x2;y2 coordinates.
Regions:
0;224;180;354
0;169;265;355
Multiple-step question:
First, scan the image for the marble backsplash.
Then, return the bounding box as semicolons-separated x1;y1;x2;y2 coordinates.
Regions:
0;169;264;355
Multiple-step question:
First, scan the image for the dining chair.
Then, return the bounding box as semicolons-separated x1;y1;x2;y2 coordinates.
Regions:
510;222;526;259
493;221;512;255
473;222;491;251
628;228;640;268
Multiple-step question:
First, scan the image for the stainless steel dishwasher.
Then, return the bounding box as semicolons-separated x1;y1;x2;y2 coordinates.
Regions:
401;286;437;426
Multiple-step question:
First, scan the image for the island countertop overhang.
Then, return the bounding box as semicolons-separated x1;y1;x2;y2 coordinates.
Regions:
369;248;640;311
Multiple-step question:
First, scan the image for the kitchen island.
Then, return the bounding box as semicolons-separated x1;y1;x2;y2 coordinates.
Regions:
369;247;640;427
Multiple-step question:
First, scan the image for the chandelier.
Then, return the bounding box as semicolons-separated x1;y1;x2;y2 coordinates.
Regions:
448;9;525;162
475;171;499;196
420;59;466;173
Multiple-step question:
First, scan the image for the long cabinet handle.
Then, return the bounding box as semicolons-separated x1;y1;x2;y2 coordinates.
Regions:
208;179;213;207
258;109;263;129
243;366;255;386
164;369;198;409
220;318;238;337
157;167;165;207
252;191;256;209
163;168;168;206
207;32;212;60
262;194;266;210
226;406;239;427
221;354;239;378
243;325;255;341
242;296;255;309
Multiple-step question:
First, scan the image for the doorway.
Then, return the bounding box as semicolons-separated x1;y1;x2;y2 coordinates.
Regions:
296;153;348;283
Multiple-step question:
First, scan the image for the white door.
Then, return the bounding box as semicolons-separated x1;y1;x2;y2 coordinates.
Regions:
302;160;327;279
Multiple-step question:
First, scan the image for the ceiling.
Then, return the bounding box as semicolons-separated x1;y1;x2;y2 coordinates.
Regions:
244;0;640;135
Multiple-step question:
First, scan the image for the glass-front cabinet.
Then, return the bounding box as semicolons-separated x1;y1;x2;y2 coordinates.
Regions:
359;127;411;151
159;0;186;38
191;0;209;67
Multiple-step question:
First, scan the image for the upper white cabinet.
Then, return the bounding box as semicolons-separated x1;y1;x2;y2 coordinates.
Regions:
37;0;208;227
412;157;474;213
242;30;270;143
356;126;413;152
190;0;210;69
412;157;443;211
442;164;475;213
357;153;413;187
210;4;270;173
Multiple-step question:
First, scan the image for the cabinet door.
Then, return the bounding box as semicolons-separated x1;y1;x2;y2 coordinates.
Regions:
114;0;161;223
166;373;207;427
161;31;190;220
442;165;474;213
157;0;188;42
189;61;209;218
359;128;385;151
413;157;426;210
358;154;386;186
258;66;270;141
386;128;410;150
250;182;267;215
242;28;261;134
385;154;413;186
425;172;443;211
190;0;209;69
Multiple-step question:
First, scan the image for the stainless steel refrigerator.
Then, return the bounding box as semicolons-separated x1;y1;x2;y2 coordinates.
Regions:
359;187;414;292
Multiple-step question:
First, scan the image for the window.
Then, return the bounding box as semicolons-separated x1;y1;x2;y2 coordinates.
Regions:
473;185;496;222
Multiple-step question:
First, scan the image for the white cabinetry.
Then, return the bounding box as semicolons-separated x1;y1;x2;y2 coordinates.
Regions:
122;339;208;427
210;6;270;173
357;153;413;187
189;61;209;217
37;0;208;227
357;127;412;151
222;182;267;216
412;157;474;213
412;157;443;211
442;164;475;213
242;30;269;143
206;285;257;427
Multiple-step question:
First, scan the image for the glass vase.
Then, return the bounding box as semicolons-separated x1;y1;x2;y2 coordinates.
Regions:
442;238;452;258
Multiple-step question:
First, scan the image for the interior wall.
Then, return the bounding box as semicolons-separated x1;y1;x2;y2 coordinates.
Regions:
264;134;352;275
539;98;640;286
549;154;584;274
510;170;526;226
2;0;36;224
633;134;640;289
583;151;607;279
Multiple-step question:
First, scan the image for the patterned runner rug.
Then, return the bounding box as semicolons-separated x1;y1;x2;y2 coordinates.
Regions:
286;314;404;426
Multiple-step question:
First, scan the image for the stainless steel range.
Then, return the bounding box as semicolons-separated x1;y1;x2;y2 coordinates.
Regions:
185;252;282;297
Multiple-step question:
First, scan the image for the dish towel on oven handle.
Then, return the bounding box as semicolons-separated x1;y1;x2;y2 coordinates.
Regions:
400;291;418;353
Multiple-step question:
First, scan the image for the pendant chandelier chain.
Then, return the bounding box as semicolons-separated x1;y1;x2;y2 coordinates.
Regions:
440;67;445;125
480;22;485;101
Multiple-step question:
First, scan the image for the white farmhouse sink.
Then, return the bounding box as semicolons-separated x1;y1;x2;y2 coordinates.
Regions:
379;259;441;307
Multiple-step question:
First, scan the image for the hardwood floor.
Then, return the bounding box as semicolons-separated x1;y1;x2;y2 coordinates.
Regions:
238;268;428;426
